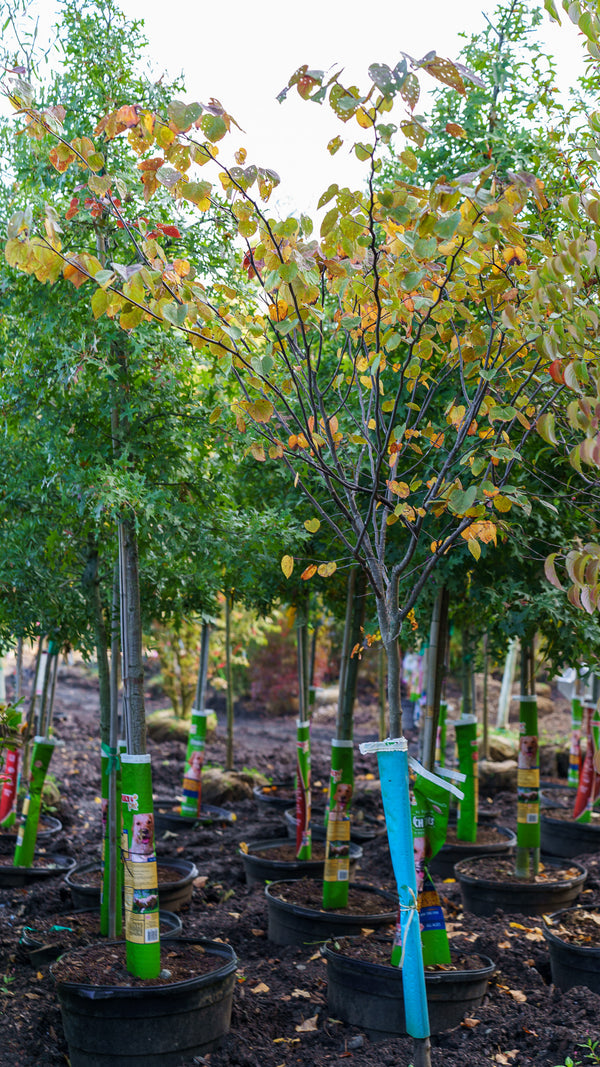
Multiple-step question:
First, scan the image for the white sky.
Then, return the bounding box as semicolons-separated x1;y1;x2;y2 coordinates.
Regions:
116;0;586;214
4;0;588;215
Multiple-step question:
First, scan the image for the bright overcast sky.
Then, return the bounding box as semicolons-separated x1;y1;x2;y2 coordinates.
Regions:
115;0;586;214
5;0;588;215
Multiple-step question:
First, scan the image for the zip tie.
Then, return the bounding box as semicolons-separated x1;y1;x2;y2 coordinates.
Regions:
397;887;419;971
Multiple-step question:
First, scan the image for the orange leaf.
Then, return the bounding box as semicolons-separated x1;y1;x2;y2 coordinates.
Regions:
301;564;317;580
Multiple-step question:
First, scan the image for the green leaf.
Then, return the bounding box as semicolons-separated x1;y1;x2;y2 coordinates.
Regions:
328;135;343;155
88;173;112;197
162;302;188;327
400;148;418;173
434;211;461;239
537;412;557;446
200;113;227;142
168;100;202;131
318;184;339;209
181;180;212;208
413;237;437;260
321;208;339;237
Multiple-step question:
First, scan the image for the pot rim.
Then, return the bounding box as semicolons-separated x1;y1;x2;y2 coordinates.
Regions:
441;826;516;849
240;837;363;863
454;855;588;890
324;939;497;983
540;809;600;829
50;936;237;997
65;857;199;890
1;852;76;876
265;878;396;921
542;905;600;954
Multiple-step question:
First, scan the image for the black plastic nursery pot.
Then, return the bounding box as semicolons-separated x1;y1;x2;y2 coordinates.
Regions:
455;856;587;917
540;809;600;859
283;807;385;845
265;879;396;946
429;827;516;880
153;800;234;832
539;784;576;810
239;837;363;886
253;781;295;810
65;858;198;912
543;906;600;993
0;814;62;845
325;940;496;1039
20;909;183;967
0;852;76;888
51;937;237;1067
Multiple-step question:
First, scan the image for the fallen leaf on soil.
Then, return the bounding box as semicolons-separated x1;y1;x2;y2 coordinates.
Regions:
498;940;511;950
308;951;321;961
251;982;269;993
461;1018;480;1028
228;912;241;919
509;922;528;931
292;988;311;998
495;1052;519;1064
509;989;527;1003
251;928;265;936
193;876;208;888
295;1015;319;1032
524;928;544;942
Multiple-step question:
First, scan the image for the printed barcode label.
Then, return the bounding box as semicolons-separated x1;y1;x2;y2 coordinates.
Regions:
337;870;349;881
146;928;159;942
527;813;538;824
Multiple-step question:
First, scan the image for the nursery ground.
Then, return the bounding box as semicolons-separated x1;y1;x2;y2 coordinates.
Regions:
0;662;598;1067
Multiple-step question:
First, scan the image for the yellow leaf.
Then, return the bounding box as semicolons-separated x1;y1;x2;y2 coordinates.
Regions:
249;441;266;461
317;561;337;577
356;107;373;129
281;555;294;579
292;988;312;999
467;538;481;560
251;982;270;994
301;564;317;580
295;1015;319;1033
239;841;248;854
304;518;321;533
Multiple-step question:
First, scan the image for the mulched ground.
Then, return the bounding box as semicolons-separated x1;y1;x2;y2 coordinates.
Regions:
0;659;599;1067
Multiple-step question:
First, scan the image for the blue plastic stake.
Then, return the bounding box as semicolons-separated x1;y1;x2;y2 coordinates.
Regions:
359;737;430;1040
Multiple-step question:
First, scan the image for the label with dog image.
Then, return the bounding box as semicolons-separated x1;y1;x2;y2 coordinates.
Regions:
181;723;207;818
120;756;161;978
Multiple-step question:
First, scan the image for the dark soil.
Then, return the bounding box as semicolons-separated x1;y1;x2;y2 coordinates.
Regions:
543;808;600;826
457;856;585;885
70;862;191;887
329;933;486;974
1;658;599;1066
21;909;178;951
445;826;514;846
243;842;331;862
268;880;395;916
545;908;600;947
51;939;226;987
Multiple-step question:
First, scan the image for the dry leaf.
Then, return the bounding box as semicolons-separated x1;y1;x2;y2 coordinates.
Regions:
498;940;511;950
495;1051;519;1064
227;912;241;919
295;1015;319;1032
524;928;544;942
461;1018;480;1028
361;928;374;936
251;982;269;994
509;989;527;1003
193;875;208;888
251;928;265;936
292;988;312;999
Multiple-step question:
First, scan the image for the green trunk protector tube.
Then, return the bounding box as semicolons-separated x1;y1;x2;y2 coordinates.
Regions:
515;695;540;877
455;716;478;843
295;719;312;860
13;737;55;867
568;697;583;788
322;739;353;909
180;708;211;817
121;755;160;978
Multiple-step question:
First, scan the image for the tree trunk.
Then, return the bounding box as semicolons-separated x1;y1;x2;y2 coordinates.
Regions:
422;588;449;772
